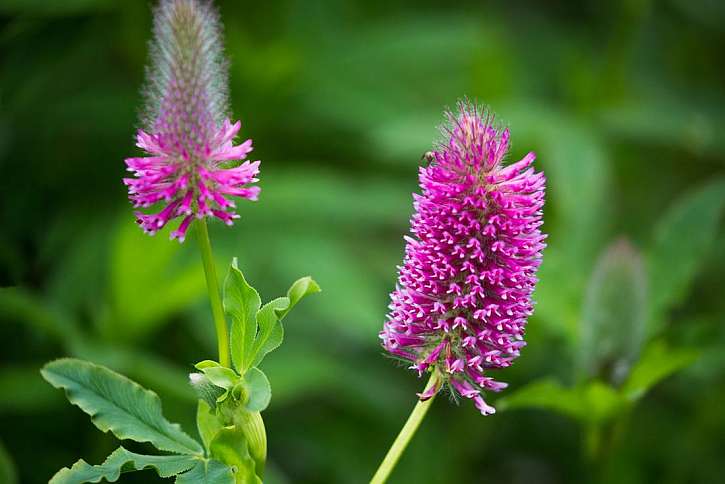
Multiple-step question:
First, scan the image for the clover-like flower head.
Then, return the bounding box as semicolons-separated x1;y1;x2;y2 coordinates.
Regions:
124;0;259;242
381;101;546;414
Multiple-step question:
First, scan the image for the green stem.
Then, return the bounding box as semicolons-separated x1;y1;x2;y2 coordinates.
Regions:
370;370;440;484
196;218;230;368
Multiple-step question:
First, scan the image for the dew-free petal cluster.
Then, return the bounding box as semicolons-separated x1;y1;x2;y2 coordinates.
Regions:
380;101;546;415
124;0;259;242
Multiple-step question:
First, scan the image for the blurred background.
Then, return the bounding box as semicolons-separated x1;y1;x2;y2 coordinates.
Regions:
1;0;724;482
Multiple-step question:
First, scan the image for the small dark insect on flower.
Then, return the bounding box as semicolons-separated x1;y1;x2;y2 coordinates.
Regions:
421;151;436;164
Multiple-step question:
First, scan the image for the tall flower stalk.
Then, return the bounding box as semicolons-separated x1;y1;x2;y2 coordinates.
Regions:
124;0;260;242
124;0;260;367
373;101;546;482
41;2;319;482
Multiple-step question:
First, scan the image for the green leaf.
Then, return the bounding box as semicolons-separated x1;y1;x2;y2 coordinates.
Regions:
647;178;725;335
243;368;271;412
0;287;83;346
175;459;234;484
578;239;647;384
190;374;226;412
0;439;18;484
496;378;584;421
200;367;239;390
249;299;287;369
276;277;321;321
0;365;62;413
195;360;222;370
74;345;195;404
225;259;261;373
621;341;700;402
197;400;223;453
209;426;261;484
497;378;625;424
49;447;198;484
250;277;321;368
41;358;203;455
581;381;626;424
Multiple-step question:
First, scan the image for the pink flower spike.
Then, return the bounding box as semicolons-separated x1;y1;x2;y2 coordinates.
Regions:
379;100;546;415
123;0;261;241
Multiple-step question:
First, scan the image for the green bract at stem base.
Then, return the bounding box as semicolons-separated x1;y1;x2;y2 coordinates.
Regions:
370;370;441;484
196;218;231;368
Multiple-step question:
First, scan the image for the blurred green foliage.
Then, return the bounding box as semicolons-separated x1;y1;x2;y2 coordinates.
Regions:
1;0;725;483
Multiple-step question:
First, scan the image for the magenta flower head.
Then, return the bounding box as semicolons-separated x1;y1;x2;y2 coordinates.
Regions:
380;101;546;415
124;0;260;242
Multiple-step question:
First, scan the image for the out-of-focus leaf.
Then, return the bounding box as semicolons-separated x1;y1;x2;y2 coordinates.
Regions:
299;17;481;154
496;378;584;420
41;359;203;455
0;365;61;412
262;341;409;418
647;178;725;335
621;341;700;402
240;232;382;343
600;97;725;158
49;447;197;484
497;378;626;424
234;168;411;228
175;458;234;484
46;218;109;316
582;381;626;424
0;440;17;484
243;368;271;413
209;426;260;484
0;0;116;16
578;239;647;384
0;287;82;345
109;220;206;341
